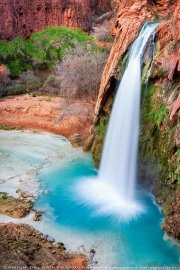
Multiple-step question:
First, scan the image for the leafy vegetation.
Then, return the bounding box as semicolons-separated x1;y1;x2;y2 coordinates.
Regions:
0;70;43;98
96;114;109;137
92;112;109;167
145;104;168;126
0;26;95;76
0;82;26;97
140;82;179;186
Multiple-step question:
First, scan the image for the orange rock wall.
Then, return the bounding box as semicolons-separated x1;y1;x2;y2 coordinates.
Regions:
0;94;94;139
93;0;180;241
0;0;111;40
94;0;180;119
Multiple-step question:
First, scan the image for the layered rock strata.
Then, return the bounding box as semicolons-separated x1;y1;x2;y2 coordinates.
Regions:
0;94;94;143
92;0;180;241
0;0;111;39
94;0;179;119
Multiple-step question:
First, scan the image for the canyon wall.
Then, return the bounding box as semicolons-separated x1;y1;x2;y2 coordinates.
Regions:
92;0;180;240
94;0;179;119
0;0;111;40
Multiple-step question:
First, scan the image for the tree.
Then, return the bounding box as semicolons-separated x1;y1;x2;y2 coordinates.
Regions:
54;43;107;102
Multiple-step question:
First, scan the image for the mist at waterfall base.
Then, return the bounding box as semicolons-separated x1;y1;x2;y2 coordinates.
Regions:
74;24;158;221
0;24;180;269
0;131;180;268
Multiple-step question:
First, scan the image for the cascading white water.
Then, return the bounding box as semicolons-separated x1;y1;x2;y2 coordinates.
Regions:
75;23;157;220
99;23;157;201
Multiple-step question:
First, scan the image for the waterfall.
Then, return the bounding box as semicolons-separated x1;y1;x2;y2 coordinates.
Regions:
99;23;157;201
75;23;157;220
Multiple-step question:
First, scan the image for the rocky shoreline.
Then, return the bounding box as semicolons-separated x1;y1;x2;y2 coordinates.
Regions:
0;222;87;269
0;192;33;218
0;190;88;269
0;94;94;148
0;191;44;221
0;135;90;269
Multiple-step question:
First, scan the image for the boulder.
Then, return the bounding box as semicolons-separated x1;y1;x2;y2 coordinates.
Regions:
33;211;43;221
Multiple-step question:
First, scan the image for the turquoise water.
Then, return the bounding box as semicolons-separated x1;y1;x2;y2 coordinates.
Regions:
0;131;179;269
36;158;180;269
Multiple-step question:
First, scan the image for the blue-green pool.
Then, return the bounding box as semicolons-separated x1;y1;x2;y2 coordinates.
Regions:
0;131;179;269
36;158;180;269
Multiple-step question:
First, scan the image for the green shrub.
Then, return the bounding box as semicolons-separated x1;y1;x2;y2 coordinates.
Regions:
96;114;109;137
0;26;96;76
146;105;168;126
0;70;43;98
0;83;26;97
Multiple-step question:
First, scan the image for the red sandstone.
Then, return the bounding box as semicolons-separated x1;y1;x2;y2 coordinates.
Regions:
0;0;111;39
0;94;94;139
94;0;180;120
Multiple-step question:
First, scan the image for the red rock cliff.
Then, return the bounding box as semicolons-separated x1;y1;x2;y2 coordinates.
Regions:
93;0;180;241
0;0;111;39
95;0;180;119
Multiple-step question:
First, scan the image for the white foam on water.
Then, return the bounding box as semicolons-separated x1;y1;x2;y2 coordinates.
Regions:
74;177;144;221
0;209;117;268
75;23;157;220
0;130;87;198
0;130;117;268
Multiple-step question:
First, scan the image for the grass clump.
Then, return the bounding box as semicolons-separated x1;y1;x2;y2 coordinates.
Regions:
145;104;168;126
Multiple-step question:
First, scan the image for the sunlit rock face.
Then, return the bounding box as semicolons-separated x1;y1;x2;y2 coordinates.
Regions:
0;94;94;141
92;0;180;241
153;4;180;82
0;0;111;39
95;0;180;119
